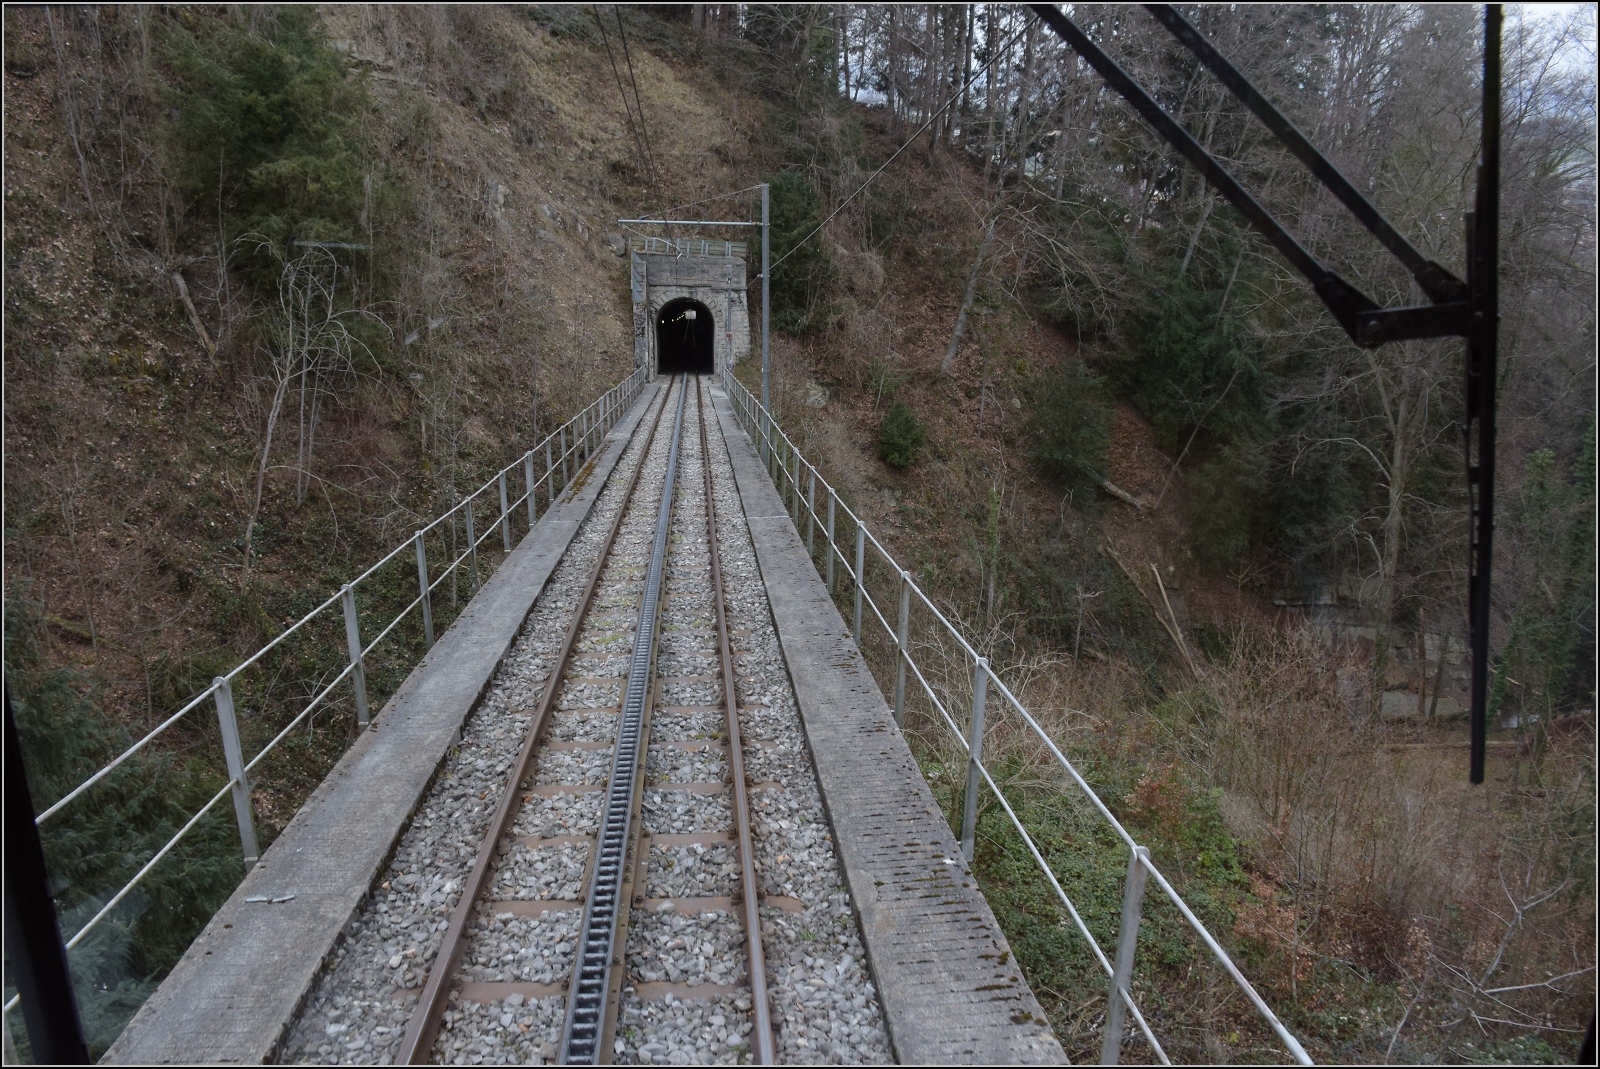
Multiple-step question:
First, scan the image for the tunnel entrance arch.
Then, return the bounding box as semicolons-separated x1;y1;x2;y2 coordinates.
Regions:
655;298;715;375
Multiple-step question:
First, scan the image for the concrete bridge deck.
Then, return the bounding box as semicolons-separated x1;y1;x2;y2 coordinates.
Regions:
104;379;1064;1066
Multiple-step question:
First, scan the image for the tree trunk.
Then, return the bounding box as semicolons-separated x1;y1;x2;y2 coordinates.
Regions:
941;216;995;374
245;373;292;569
954;4;974;149
1369;375;1412;715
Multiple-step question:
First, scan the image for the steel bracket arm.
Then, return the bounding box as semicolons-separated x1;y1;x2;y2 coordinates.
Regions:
1026;3;1471;349
1028;4;1503;784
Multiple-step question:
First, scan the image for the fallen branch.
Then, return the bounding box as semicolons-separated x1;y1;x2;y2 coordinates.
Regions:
171;271;216;358
1098;477;1148;510
941;216;996;375
1100;543;1199;678
1151;563;1201;678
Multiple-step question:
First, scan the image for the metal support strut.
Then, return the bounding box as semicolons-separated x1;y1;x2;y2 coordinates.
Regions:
1028;3;1502;782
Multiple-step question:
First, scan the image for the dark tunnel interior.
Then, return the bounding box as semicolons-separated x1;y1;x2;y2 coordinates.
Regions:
656;299;715;375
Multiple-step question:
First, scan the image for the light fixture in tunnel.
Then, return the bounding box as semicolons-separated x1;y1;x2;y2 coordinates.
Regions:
656;298;714;374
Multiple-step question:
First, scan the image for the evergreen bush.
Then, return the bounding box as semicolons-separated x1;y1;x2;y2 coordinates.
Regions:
766;170;833;334
162;8;385;290
877;399;925;468
1027;359;1113;493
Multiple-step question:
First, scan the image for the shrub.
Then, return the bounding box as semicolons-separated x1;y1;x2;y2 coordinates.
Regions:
877;399;925;468
1027;359;1113;492
162;8;379;287
1110;271;1265;450
1184;451;1263;572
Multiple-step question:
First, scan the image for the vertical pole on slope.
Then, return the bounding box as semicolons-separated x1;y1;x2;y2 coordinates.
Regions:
1101;846;1151;1066
545;439;555;509
1466;5;1501;786
892;570;911;728
214;676;260;870
524;452;538;529
465;499;480;593
853;525;865;646
415;532;435;649
960;656;989;860
560;426;570;489
342;585;370;730
498;470;512;552
3;687;89;1065
825;488;836;591
761;182;770;411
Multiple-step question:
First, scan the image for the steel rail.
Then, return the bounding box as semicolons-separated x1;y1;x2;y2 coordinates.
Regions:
697;376;777;1063
560;378;689;1063
396;379;673;1065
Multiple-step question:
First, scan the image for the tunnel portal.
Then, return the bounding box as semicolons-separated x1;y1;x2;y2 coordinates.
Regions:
656;298;715;375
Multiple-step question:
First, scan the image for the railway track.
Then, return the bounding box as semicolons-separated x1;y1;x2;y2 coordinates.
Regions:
283;376;890;1066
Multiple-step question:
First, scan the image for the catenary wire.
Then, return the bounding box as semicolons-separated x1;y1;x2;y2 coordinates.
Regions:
593;5;656;190
767;19;1031;274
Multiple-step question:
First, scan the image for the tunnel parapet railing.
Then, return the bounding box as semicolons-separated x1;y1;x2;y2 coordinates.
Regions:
718;367;1312;1067
629;236;747;258
4;367;649;1038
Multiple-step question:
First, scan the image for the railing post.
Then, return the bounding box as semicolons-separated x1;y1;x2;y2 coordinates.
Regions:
853;525;865;645
465;498;480;592
793;451;803;521
790;448;801;522
805;466;816;558
806;467;819;556
415;532;435;649
825;488;836;591
960;656;989;860
342;584;371;729
214;677;259;871
1100;846;1151;1066
560;426;570;488
498;470;512;552
545;439;555;506
524;451;538;528
892;570;912;727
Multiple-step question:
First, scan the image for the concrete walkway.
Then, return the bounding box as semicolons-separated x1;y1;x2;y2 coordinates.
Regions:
709;383;1066;1065
104;386;661;1065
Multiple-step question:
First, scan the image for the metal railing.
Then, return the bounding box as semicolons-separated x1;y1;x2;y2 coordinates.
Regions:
720;368;1312;1066
5;366;649;1026
628;236;747;258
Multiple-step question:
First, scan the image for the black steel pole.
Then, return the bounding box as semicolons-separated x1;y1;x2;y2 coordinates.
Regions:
3;682;90;1062
1466;6;1501;785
